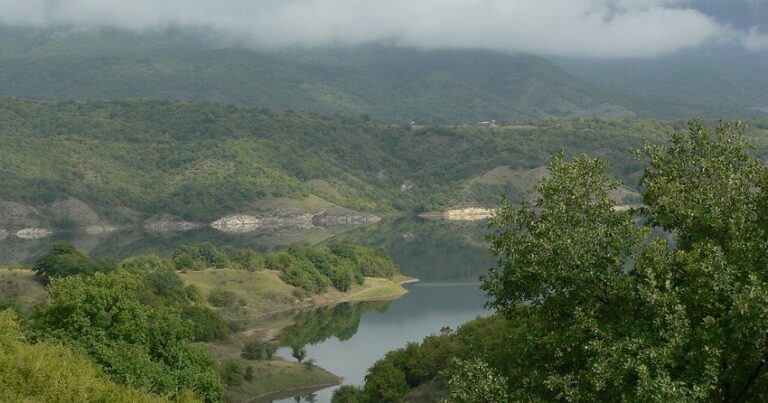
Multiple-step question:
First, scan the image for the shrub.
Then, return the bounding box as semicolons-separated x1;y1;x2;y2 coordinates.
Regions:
265;342;278;358
332;385;368;403
241;339;266;360
207;287;237;308
181;306;229;342
220;358;245;386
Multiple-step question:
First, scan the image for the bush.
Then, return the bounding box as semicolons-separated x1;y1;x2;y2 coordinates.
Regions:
265;342;278;358
244;366;255;382
241;339;266;360
207;287;237;308
291;345;307;363
220;358;245;386
355;246;398;278
181;306;229;342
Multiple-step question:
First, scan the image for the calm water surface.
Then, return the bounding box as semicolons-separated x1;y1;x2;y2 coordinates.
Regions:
272;282;489;402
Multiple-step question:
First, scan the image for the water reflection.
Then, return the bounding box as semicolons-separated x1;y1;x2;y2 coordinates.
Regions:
279;301;392;348
333;217;494;281
272;282;489;402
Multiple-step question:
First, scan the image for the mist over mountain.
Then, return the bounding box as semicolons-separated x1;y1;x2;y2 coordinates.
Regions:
0;0;766;57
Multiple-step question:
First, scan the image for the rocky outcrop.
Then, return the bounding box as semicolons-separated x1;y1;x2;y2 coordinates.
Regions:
144;218;205;233
47;197;103;227
209;204;380;234
312;213;381;226
1;197;117;235
16;228;54;240
211;215;263;234
0;201;44;229
84;225;120;235
420;207;496;221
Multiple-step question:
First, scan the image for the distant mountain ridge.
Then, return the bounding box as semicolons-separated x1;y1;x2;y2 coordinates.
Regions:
0;26;631;123
0;26;764;123
558;48;768;119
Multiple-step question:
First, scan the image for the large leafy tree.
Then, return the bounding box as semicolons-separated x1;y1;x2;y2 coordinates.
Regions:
483;121;768;401
30;270;224;402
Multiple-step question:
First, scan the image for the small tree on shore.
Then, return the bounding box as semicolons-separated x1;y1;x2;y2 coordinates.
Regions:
291;345;307;363
265;342;278;359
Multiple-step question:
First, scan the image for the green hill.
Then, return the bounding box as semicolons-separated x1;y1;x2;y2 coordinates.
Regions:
0;98;727;226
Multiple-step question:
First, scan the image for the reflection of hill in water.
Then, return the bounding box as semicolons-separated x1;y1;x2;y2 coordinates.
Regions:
279;301;392;348
332;217;494;282
0;217;494;284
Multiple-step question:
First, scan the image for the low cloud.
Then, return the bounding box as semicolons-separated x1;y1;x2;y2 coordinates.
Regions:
743;27;768;50
0;0;763;58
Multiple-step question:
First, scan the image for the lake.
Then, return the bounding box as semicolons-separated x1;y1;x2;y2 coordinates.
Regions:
0;216;495;402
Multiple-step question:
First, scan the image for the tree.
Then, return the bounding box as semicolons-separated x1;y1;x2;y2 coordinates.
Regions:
33;241;115;280
0;310;177;403
442;358;509;403
291;345;307;363
363;360;409;403
29;271;223;401
331;385;367;403
483;121;768;401
265;342;279;359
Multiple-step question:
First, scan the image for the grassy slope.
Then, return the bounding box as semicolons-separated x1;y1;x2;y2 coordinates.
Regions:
179;269;409;320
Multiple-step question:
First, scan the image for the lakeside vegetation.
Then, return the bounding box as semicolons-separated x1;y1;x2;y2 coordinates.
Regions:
0;240;405;402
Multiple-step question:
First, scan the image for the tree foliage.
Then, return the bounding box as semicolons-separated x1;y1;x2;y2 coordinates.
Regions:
29;270;223;401
482;120;768;401
33;241;116;280
442;358;509;403
0;309;185;402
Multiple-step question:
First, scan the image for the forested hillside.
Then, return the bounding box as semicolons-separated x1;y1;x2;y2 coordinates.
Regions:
3;99;768;223
0;99;710;223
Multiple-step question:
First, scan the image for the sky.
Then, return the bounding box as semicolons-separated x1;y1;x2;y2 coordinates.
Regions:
0;0;766;58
